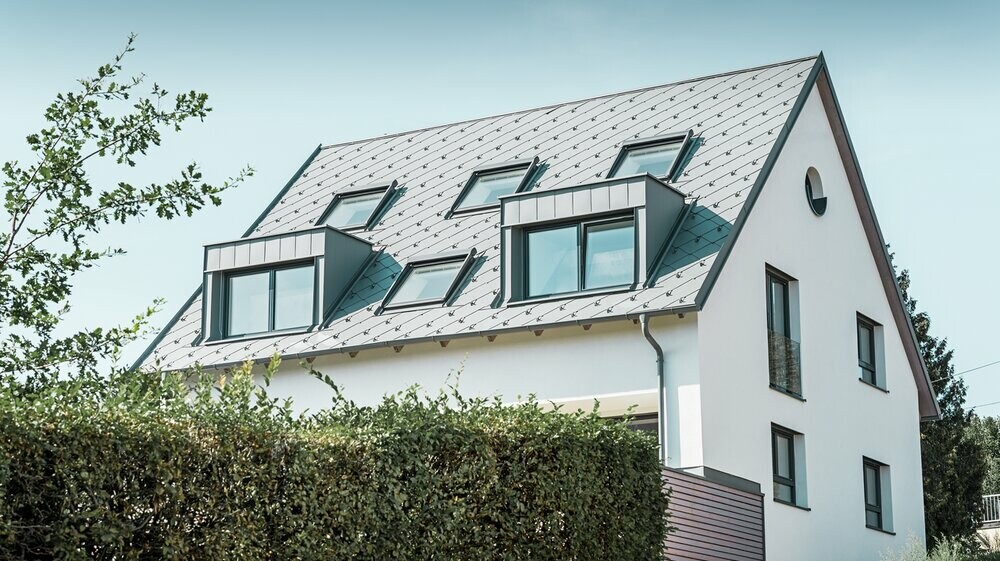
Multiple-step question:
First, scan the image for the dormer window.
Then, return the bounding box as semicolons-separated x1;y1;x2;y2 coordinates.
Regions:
382;250;476;310
319;180;397;231
525;216;635;298
450;157;538;216
202;226;373;342
224;263;315;337
609;131;692;180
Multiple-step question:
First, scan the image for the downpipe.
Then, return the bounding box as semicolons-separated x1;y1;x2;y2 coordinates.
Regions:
639;314;667;466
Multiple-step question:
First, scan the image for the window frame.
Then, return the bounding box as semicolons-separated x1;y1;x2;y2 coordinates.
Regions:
380;249;477;311
765;266;802;399
522;213;637;300
448;157;538;217
857;314;879;387
221;260;317;339
608;130;693;181
317;179;397;231
771;425;798;506
863;458;885;531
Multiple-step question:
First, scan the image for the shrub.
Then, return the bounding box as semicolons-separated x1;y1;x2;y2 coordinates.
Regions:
0;359;669;560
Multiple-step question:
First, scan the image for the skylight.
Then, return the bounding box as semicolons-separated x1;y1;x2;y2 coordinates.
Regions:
319;180;396;231
450;157;538;215
609;131;692;180
382;251;475;309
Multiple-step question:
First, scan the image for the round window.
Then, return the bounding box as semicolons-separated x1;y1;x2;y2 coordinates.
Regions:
805;167;827;216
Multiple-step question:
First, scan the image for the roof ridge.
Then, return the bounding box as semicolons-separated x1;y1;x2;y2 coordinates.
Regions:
319;54;820;151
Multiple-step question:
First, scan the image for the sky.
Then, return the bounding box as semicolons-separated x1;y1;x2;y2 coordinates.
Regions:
1;1;998;409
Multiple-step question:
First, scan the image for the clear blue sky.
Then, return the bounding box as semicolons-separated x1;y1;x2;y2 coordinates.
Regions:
2;1;998;409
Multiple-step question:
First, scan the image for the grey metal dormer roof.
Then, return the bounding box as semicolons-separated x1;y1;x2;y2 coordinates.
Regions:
136;55;820;371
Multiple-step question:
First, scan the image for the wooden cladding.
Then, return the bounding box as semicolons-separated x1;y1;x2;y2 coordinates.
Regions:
663;468;765;561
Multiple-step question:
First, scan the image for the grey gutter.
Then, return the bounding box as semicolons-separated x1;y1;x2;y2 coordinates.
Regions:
640;314;667;466
150;304;699;372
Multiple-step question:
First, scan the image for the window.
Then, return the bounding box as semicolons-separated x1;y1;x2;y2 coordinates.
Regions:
772;426;797;505
319;180;396;231
609;132;691;180
863;458;892;532
858;316;877;385
805;167;827;216
224;263;315;337
766;269;801;397
451;158;537;215
524;216;635;299
382;251;475;309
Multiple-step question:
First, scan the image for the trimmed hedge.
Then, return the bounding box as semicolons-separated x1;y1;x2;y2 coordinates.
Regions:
0;361;669;560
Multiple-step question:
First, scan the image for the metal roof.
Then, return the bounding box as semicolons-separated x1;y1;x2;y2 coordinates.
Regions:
137;56;820;371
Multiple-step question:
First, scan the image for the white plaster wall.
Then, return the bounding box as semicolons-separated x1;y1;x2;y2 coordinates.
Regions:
269;314;705;467
697;85;925;560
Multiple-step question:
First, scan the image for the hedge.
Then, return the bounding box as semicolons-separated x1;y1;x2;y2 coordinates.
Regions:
0;359;669;560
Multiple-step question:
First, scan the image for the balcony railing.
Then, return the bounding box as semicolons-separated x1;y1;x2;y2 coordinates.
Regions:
768;330;802;397
983;494;1000;525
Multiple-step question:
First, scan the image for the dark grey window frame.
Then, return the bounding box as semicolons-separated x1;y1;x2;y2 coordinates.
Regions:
863;457;885;531
522;213;638;300
380;249;477;312
608;130;693;181
765;266;802;399
771;424;798;506
221;260;318;339
857;314;880;388
448;157;539;218
317;179;398;231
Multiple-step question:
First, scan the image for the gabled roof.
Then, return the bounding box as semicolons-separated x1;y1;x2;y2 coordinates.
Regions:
136;56;821;371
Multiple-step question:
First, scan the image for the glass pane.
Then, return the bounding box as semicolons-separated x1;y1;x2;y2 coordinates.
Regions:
584;220;635;290
774;482;793;503
612;141;683;178
526;226;579;297
774;434;793;478
864;465;880;506
768;277;788;336
456;167;527;209
858;322;874;364
274;265;315;330
388;260;464;305
324;190;384;229
226;271;269;336
866;509;881;528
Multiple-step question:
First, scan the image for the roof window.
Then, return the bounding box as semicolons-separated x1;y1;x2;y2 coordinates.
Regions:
450;157;538;216
318;180;397;231
382;250;476;310
609;131;692;180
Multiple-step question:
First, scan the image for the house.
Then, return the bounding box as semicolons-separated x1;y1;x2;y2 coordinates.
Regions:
135;54;938;560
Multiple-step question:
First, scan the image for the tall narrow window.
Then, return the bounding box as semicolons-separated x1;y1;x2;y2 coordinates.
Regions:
864;459;885;531
772;426;797;505
224;263;315;337
766;269;801;397
524;216;635;299
858;317;876;385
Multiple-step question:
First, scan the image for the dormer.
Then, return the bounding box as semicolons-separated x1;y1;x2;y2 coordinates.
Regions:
201;225;372;342
499;174;687;303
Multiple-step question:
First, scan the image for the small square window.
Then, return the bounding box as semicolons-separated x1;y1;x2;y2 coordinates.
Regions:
609;132;691;180
319;181;396;231
524;216;635;299
224;263;315;338
383;252;474;309
451;158;537;215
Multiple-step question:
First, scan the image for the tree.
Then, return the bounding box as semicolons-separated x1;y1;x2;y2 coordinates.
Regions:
900;269;987;546
967;416;1000;496
0;34;251;388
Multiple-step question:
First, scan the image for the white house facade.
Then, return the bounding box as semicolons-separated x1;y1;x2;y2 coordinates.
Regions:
137;54;938;561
